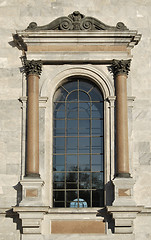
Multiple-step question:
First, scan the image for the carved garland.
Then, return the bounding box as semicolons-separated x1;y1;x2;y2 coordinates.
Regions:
26;11;128;31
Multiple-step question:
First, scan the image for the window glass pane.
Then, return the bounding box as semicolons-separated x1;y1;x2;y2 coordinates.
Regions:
53;202;65;208
54;87;68;102
79;91;90;101
79;120;90;136
53;78;104;208
53;182;64;189
79;173;90;189
79;80;92;92
66;155;78;171
53;172;65;182
79;155;90;171
79;102;90;118
66;172;78;182
92;137;103;153
92;173;104;189
66;191;77;202
92;155;103;172
79;191;90;207
67;91;78;101
53;137;65;153
92;189;104;207
66;102;78;119
66;137;78;154
55;119;65;129
92;119;103;136
66;182;77;189
63;81;77;92
92;102;103;118
54;110;65;119
79;137;90;153
53;191;65;201
89;87;103;101
53;155;65;171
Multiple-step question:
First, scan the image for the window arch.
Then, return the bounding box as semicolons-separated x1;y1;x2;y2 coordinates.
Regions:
53;77;104;208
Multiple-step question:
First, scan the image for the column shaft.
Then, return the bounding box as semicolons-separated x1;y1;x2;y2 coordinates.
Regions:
115;74;129;175
111;59;131;177
26;74;39;176
24;59;42;177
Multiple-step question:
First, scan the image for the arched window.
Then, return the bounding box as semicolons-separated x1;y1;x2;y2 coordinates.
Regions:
53;77;104;208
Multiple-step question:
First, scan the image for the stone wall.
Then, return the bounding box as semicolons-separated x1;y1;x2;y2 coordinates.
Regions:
0;0;151;239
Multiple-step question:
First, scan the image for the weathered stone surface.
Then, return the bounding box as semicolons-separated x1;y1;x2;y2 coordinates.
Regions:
0;0;151;239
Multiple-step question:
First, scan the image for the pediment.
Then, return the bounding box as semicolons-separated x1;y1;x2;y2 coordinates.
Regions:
25;11;128;31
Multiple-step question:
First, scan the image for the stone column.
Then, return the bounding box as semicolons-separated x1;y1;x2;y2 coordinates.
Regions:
111;59;131;178
24;60;42;177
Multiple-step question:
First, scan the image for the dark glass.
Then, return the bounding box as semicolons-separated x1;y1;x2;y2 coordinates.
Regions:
91;155;103;172
79;91;90;101
79;80;92;92
53;87;68;102
66;191;77;202
79;155;90;171
67;120;78;134
53;78;104;208
92;137;103;153
92;172;103;189
53;172;65;182
79;190;90;207
53;191;65;201
89;87;103;101
54;202;65;207
66;102;78;118
66;182;77;189
79;173;90;189
79;137;90;154
53;137;65;154
92;102;103;118
53;155;65;171
53;182;64;189
92;189;104;207
79;102;90;118
66;155;78;171
67;91;78;101
55;119;65;129
63;81;78;92
92;119;103;136
66;137;78;154
66;172;78;182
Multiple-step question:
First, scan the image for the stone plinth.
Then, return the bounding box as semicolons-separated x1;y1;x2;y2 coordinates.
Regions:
19;178;44;206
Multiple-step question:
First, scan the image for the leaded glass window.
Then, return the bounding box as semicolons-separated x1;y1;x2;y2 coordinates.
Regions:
53;77;104;208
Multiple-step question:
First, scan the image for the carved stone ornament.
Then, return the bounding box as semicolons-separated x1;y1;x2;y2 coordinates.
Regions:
25;11;128;31
24;60;42;76
110;59;131;77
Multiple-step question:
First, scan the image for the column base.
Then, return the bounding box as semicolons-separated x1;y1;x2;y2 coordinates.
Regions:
19;178;44;206
112;177;136;206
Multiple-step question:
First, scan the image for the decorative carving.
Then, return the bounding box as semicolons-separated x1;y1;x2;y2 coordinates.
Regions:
24;60;42;76
25;11;128;31
110;59;131;77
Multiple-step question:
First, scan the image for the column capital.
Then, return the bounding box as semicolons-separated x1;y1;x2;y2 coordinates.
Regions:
24;59;42;77
111;59;131;77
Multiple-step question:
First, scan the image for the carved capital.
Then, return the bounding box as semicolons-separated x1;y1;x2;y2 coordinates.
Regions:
24;60;42;77
110;59;131;77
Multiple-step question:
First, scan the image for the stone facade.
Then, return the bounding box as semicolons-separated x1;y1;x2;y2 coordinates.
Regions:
0;0;151;239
